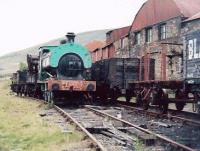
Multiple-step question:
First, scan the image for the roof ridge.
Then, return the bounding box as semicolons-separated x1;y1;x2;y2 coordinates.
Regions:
172;0;184;17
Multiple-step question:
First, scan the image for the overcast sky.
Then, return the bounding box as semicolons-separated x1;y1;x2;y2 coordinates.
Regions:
0;0;146;56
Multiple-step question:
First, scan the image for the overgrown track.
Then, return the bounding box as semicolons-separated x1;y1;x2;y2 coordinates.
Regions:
58;106;147;151
87;105;200;151
17;96;106;151
54;105;106;151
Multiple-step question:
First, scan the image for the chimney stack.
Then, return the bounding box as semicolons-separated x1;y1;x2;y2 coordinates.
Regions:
66;32;75;43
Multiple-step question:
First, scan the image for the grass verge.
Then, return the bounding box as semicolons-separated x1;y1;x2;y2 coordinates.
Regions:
0;80;84;151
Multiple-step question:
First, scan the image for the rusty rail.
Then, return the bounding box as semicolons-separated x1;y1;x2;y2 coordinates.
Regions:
118;103;200;126
85;105;195;151
54;105;107;151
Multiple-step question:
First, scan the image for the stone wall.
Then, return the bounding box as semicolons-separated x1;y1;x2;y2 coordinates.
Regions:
115;36;130;58
127;17;183;80
182;19;200;35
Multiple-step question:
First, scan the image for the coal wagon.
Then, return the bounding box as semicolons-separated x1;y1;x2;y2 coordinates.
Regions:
92;58;140;101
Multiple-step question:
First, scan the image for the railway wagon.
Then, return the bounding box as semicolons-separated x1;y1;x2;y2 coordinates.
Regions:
184;29;200;113
25;54;39;97
128;56;189;113
128;36;200;114
10;70;28;96
92;58;140;101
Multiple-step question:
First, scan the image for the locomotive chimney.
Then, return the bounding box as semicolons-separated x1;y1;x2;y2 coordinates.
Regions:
66;32;75;43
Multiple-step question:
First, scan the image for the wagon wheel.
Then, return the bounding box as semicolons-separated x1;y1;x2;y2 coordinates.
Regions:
158;89;169;114
135;93;142;106
175;103;185;111
159;100;169;114
194;92;200;113
175;90;186;111
110;89;118;104
99;92;108;102
142;99;149;110
126;95;131;103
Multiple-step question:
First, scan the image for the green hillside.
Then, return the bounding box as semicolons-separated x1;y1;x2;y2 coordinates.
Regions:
0;29;109;76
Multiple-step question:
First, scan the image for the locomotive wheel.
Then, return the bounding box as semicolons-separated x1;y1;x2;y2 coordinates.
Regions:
84;93;94;105
49;92;55;106
44;92;48;102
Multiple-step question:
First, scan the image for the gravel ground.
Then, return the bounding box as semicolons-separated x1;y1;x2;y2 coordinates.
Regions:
91;106;200;150
63;107;168;151
63;108;137;151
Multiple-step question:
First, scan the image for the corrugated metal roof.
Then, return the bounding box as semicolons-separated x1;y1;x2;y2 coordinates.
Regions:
85;40;105;52
184;12;200;22
174;0;200;17
106;26;130;44
131;0;200;31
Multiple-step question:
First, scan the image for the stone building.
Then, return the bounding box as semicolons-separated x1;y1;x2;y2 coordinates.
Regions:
90;26;130;62
182;12;200;35
85;40;105;63
126;0;200;80
104;26;130;59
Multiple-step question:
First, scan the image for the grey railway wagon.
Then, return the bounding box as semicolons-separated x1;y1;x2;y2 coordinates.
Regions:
92;58;140;100
183;29;200;113
184;30;200;85
92;58;140;89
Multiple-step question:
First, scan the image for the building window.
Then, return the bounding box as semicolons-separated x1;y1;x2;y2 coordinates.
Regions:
120;38;124;48
159;24;166;40
146;28;153;43
135;32;141;45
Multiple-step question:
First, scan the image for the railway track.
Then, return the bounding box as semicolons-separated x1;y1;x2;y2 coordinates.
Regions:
17;96;200;150
17;96;105;151
87;104;200;151
54;105;106;151
56;105;153;151
117;101;200;126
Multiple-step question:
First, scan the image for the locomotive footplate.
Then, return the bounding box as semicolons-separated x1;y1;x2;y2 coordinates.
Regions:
47;80;96;92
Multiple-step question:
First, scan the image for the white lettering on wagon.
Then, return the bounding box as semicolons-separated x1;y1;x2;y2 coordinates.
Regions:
188;38;199;60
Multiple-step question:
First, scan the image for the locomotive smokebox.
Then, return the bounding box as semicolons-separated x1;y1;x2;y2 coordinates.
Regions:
66;32;75;43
